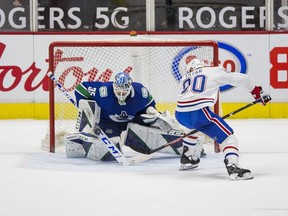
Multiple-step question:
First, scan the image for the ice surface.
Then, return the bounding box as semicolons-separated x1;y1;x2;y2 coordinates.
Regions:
0;119;288;216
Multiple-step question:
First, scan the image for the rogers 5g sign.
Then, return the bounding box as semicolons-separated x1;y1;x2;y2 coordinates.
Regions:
95;7;129;29
0;6;129;30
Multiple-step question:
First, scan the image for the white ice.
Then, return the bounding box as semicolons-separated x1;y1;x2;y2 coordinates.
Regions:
0;119;288;216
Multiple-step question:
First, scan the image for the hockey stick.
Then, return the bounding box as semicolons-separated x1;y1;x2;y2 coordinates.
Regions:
148;98;265;154
47;72;151;165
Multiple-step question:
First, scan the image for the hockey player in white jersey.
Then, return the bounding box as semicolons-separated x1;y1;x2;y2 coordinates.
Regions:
175;59;271;180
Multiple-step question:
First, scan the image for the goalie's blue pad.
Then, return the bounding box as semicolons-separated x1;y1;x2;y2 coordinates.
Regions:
122;123;183;155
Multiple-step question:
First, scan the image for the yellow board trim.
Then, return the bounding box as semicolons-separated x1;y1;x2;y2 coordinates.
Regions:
0;102;287;119
0;103;49;119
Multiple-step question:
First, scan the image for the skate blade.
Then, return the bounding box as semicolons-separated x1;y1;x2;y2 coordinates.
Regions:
179;164;198;171
230;172;254;180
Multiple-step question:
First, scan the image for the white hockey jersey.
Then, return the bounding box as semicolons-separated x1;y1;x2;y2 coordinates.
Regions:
176;66;256;112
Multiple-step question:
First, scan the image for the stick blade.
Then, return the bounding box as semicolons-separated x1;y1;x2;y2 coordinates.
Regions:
127;154;152;165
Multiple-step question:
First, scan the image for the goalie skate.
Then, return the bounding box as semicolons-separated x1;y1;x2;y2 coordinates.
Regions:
224;159;253;180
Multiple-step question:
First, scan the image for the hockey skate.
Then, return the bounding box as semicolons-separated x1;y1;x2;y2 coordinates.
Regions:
179;146;200;171
224;159;253;180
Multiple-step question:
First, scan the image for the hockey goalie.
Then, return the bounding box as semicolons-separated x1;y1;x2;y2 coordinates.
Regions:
63;71;205;162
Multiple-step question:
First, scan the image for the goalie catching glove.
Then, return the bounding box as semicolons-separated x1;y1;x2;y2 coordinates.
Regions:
250;86;271;106
140;106;179;132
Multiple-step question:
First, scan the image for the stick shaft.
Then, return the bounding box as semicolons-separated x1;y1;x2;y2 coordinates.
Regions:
149;99;261;154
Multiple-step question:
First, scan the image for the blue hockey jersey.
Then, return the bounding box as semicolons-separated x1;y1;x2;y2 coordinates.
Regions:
74;81;156;137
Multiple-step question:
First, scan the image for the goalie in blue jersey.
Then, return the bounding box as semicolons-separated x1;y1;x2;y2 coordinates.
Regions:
64;71;203;161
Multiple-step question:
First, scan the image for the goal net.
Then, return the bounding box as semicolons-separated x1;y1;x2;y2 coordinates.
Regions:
43;35;220;153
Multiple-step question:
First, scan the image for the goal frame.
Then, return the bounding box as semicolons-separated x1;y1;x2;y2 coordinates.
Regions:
48;39;220;153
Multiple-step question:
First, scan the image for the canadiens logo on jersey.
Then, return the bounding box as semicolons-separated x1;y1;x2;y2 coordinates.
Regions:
109;111;134;122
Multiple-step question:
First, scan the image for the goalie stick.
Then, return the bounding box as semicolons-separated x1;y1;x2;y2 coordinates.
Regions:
148;97;271;154
47;71;151;165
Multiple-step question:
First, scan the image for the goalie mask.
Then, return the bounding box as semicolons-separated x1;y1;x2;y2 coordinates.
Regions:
113;71;132;105
186;59;206;72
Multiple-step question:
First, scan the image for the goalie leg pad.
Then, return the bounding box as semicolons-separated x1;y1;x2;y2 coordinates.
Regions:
64;133;121;161
64;133;94;158
122;122;183;155
76;99;101;133
87;136;121;161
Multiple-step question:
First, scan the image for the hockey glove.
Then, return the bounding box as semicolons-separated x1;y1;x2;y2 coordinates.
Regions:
141;107;179;132
250;86;271;106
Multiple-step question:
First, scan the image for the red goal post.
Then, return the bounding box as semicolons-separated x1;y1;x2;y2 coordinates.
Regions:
45;36;220;153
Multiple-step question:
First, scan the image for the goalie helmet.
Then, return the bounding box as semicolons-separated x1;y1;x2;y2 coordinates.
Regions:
113;71;133;105
186;59;206;72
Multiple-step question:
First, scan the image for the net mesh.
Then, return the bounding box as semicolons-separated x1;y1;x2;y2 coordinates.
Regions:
44;37;218;151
